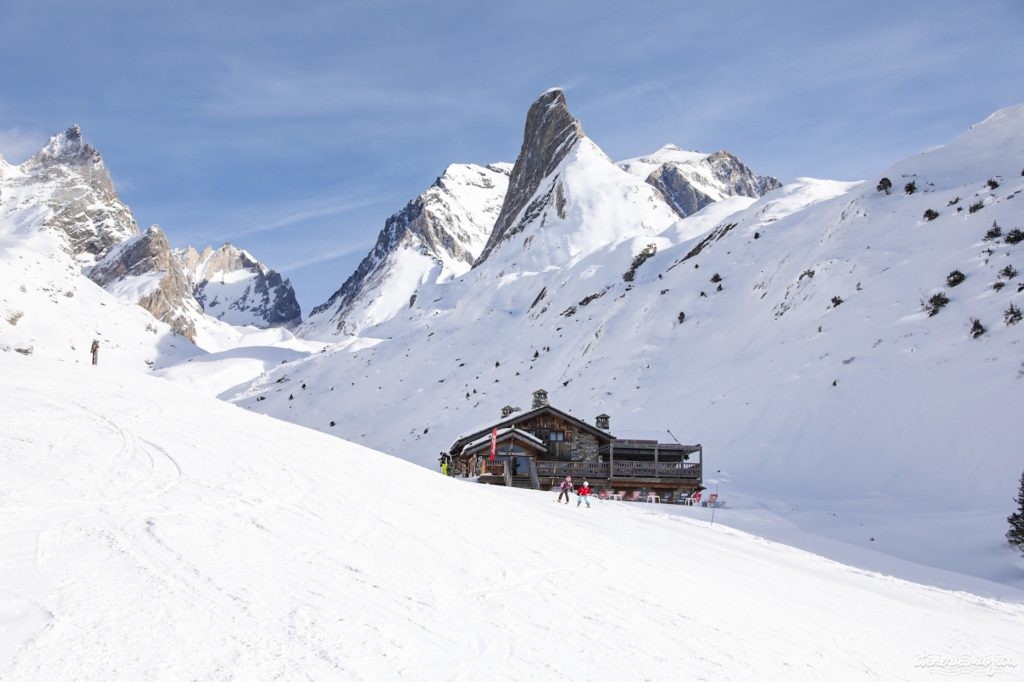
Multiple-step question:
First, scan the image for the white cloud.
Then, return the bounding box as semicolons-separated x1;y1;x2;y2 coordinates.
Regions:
0;127;45;163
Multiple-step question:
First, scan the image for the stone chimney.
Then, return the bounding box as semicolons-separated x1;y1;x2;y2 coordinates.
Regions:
501;405;515;418
595;413;610;430
532;389;549;409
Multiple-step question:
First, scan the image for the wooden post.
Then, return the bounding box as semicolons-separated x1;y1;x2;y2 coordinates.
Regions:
609;440;615;480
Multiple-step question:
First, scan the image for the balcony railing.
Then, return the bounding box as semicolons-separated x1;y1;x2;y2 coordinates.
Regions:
535;460;701;480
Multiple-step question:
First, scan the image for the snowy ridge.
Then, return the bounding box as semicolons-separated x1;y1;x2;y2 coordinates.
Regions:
232;97;1024;592
302;162;510;337
2;355;1022;679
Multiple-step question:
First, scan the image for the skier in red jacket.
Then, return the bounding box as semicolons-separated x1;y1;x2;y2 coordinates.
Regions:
576;481;592;508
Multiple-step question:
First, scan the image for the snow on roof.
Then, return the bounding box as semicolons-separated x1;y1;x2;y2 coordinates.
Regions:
463;427;545;452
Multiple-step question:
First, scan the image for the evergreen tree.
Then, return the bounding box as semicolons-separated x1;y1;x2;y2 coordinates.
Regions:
876;177;892;195
1008;470;1024;553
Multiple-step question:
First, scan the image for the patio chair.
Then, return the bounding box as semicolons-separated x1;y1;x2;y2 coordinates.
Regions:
661;491;675;504
646;492;661;503
625;490;642;502
682;491;702;506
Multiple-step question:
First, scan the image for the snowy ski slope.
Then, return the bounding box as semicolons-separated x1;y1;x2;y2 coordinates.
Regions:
1;354;1022;680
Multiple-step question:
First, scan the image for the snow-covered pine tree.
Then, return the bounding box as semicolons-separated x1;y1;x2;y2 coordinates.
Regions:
1008;469;1024;554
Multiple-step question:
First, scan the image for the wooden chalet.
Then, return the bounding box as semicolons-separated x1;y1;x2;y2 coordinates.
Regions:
448;389;703;498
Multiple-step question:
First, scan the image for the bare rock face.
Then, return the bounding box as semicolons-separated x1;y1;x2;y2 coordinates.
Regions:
17;125;139;257
89;225;201;340
475;89;584;265
176;243;302;329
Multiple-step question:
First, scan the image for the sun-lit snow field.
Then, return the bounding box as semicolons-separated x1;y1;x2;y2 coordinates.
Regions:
2;354;1023;680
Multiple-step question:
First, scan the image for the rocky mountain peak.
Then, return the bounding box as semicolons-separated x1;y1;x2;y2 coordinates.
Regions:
175;242;301;329
642;148;782;219
475;89;584;264
29;124;104;169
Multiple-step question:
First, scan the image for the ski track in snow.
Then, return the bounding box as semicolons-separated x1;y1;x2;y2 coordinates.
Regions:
1;357;1023;680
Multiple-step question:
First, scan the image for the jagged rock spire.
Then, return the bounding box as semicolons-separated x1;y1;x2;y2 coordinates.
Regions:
475;89;584;264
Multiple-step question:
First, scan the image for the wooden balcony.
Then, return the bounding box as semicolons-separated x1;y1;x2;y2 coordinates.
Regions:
535;460;701;480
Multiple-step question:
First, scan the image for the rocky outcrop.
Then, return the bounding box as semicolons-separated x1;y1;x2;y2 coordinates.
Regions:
474;90;583;264
304;162;510;336
89;225;201;340
176;243;302;328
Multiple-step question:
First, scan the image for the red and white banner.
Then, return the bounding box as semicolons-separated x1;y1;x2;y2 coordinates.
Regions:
489;427;497;461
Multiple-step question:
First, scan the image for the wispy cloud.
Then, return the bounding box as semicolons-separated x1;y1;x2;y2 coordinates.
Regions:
276;241;372;272
219;194;385;240
0;127;45;163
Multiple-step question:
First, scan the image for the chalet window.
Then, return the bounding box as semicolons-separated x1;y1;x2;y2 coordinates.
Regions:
548;430;565;442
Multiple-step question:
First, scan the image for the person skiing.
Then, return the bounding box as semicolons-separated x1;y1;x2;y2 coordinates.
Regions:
576;481;593;508
557;475;573;504
90;339;100;366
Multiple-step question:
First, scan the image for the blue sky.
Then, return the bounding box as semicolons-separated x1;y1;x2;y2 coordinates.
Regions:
2;1;1022;310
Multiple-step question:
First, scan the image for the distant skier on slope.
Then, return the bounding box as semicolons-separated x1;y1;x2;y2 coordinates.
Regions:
556;475;574;504
90;339;100;366
576;481;592;508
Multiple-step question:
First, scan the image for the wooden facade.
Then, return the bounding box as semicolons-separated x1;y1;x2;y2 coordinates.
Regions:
449;392;703;497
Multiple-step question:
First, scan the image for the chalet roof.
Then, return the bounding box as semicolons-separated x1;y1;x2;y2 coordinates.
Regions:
451;404;615;453
462;428;548;456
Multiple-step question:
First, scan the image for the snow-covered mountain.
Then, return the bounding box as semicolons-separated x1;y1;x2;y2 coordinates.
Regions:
1;125;302;347
0;125;137;260
302;162;510;337
228;91;1024;591
176;243;302;329
620;144;781;217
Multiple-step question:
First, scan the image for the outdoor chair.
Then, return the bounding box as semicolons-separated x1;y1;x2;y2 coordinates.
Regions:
626;490;641;502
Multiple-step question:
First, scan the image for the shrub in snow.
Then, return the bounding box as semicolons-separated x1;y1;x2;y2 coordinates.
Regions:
622;243;658;282
970;318;986;338
993;281;1006;292
5;310;23;326
754;231;761;239
1005;303;1023;326
799;269;815;281
987;178;1000;190
710;273;723;283
716;283;723;292
970;201;985;214
946;270;966;287
1006;228;1024;245
923;209;939;222
876;177;892;195
831;296;843;308
947;196;960;206
985;222;1002;240
1008;470;1024;554
1000;265;1018;279
677;311;686;324
925;292;950;317
904;181;917;195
